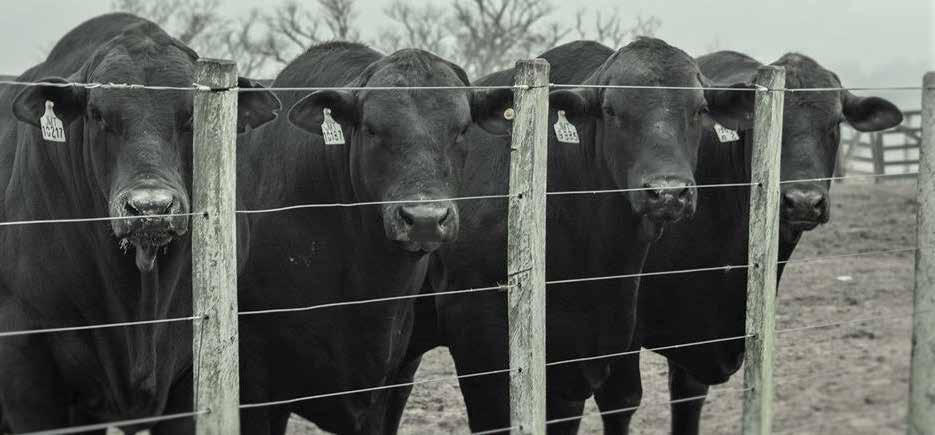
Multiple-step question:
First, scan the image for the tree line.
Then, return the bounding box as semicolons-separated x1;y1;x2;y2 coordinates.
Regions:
111;0;660;78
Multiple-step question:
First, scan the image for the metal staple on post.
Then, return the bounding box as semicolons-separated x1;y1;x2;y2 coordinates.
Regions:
506;58;550;435
192;58;241;435
908;71;935;435
741;65;786;435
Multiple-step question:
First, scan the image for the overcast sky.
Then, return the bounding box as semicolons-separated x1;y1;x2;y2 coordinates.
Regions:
1;0;931;105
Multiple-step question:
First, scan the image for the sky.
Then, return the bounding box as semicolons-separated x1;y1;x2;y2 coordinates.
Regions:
0;0;931;106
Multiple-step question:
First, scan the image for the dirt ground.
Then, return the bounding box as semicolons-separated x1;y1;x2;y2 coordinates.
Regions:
288;180;920;434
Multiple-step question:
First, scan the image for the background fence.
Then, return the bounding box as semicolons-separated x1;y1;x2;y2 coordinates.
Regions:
0;59;932;435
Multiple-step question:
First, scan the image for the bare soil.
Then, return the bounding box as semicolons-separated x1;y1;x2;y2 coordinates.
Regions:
288;180;920;434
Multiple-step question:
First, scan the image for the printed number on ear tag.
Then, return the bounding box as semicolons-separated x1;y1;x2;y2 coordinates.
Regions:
713;122;740;143
321;108;345;145
553;110;579;144
40;101;66;143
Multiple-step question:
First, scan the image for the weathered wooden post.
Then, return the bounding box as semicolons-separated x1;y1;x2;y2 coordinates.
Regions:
192;59;240;435
908;71;935;435
507;58;550;435
741;65;785;435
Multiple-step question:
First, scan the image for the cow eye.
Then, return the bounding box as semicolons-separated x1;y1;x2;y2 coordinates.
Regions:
603;106;616;117
696;106;710;118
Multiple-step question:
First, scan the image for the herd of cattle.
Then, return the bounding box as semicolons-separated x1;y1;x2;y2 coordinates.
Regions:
0;12;905;435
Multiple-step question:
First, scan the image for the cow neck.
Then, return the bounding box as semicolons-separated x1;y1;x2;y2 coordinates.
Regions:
321;130;397;256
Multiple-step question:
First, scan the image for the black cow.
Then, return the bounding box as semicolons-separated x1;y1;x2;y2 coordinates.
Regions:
378;39;756;434
235;42;513;434
593;51;903;435
0;14;279;434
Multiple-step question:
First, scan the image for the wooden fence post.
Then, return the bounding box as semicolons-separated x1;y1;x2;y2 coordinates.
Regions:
741;65;785;435
908;71;935;435
872;133;886;183
507;58;550;435
192;59;240;435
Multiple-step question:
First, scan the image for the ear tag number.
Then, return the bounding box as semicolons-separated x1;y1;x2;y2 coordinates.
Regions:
713;122;740;143
40;101;66;143
553;110;579;144
321;108;345;145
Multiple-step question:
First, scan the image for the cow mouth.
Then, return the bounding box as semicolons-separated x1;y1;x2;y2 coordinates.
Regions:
783;219;821;232
396;240;442;255
119;230;178;272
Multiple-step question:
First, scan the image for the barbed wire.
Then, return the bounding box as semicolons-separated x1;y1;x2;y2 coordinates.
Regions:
780;246;918;265
546;181;755;197
235;193;515;215
546;333;752;367
0;80;210;91
779;172;919;184
17;410;209;435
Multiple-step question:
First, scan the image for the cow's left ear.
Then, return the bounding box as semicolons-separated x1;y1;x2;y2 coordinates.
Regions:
842;92;903;132
704;82;757;131
12;77;86;128
471;88;514;135
237;78;281;133
288;89;358;136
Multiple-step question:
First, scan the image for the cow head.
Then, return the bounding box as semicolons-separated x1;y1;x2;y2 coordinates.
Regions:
288;49;512;254
12;26;280;272
549;38;755;224
771;53;901;240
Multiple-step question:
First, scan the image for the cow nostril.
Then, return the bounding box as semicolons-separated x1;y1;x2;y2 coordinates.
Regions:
438;207;451;225
398;207;415;227
813;196;826;211
676;187;692;201
125;201;141;216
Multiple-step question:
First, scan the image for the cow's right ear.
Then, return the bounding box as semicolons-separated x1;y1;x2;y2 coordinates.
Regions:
237;77;281;133
12;77;86;128
704;82;757;131
288;89;358;135
549;88;599;120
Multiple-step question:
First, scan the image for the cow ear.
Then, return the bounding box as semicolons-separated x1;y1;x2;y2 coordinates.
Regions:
471;88;514;135
288;89;358;135
549;88;598;120
704;82;756;131
12;77;86;128
236;77;281;133
842;92;902;132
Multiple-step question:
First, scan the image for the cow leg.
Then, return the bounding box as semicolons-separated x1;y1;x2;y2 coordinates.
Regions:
593;352;642;435
667;360;709;435
150;368;194;435
545;397;585;435
443;294;510;433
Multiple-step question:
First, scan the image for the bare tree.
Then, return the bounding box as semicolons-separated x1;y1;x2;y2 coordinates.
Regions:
380;2;454;57
111;0;226;48
575;9;661;49
451;0;567;76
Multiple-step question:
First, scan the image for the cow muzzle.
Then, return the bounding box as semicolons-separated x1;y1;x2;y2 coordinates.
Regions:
632;177;697;223
383;202;459;254
111;186;190;272
781;186;829;232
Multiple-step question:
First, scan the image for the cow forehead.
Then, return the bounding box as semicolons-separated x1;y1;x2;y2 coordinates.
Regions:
89;44;195;87
360;88;471;125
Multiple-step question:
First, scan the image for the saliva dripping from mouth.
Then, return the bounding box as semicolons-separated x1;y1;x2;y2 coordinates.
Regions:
120;237;171;273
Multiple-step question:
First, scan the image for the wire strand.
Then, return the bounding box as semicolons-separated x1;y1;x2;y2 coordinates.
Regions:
239;367;515;410
0;80;209;92
547;182;755;197
775;311;922;335
236;193;515;215
0;315;205;339
548;83;926;92
237;85;528;92
238;284;511;317
17;410;209;435
779;172;919;184
0;212;202;227
542;386;752;427
780;247;918;265
546;334;752;367
545;264;751;286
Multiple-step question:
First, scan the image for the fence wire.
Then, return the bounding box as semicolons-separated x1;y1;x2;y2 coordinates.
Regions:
16;410;209;435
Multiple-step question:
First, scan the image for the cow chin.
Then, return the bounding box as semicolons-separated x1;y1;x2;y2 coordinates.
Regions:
114;223;187;273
